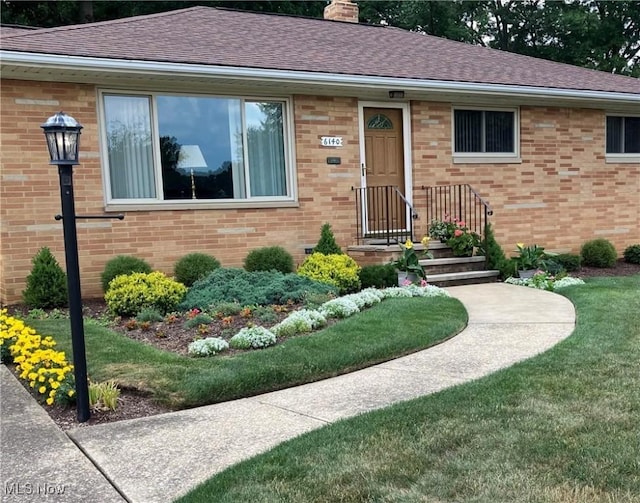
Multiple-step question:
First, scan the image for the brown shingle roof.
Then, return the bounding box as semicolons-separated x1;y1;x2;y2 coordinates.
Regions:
1;6;638;95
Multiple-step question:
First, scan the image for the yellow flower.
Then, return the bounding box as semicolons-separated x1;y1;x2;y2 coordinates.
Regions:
46;397;54;406
51;381;60;389
38;386;47;394
404;239;413;249
68;390;75;397
421;236;431;247
517;242;525;249
38;376;45;383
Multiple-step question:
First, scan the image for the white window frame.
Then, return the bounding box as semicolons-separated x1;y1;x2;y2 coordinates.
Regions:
605;113;640;164
98;89;297;210
452;106;521;164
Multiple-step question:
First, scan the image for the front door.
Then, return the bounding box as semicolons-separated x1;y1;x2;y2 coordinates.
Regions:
362;107;406;234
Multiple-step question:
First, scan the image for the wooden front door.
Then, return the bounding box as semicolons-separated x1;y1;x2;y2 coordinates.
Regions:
363;107;406;234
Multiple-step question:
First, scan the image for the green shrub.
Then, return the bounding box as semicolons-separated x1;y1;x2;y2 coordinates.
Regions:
581;239;617;268
135;307;164;323
623;244;640;264
211;302;243;317
22;247;68;309
174;253;220;287
101;255;152;292
313;223;343;255
481;223;513;280
297;253;361;294
244;246;294;274
180;268;337;310
359;264;398;289
555;253;581;272
105;272;187;316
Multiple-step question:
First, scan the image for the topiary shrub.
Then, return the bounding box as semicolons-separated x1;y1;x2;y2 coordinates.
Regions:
581;238;617;268
22;247;68;309
243;246;294;274
101;255;152;293
180;268;337;310
174;253;221;287
313;223;343;255
623;244;640;264
359;264;398;289
105;272;187;316
297;253;361;294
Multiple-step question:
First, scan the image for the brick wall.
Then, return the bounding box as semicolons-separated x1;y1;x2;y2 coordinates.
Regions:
1;80;638;304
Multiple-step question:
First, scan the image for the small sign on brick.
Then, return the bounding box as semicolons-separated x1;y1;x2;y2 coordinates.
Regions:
320;136;343;147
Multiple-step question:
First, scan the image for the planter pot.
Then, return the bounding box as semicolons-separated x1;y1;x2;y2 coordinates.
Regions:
397;271;419;286
518;269;537;279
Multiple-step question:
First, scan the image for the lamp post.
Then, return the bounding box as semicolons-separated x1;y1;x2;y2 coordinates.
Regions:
41;112;90;422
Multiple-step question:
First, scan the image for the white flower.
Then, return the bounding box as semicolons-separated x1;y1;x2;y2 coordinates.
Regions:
230;326;276;349
188;337;229;357
319;298;360;319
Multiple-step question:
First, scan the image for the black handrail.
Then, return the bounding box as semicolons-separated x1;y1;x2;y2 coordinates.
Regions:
421;184;493;261
352;185;415;245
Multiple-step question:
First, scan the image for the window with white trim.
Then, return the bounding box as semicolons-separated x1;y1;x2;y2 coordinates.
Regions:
453;108;518;157
606;116;640;154
101;92;292;203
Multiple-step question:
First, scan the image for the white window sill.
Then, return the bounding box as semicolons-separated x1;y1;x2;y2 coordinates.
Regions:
104;200;299;212
605;155;640;164
453;155;521;164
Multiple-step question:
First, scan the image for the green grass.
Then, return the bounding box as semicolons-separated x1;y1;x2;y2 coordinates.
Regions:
29;296;466;408
176;276;640;503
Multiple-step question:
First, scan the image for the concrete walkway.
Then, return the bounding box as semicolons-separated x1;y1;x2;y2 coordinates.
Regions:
1;283;576;503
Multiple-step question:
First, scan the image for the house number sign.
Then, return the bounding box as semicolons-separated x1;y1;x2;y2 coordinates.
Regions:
320;136;343;147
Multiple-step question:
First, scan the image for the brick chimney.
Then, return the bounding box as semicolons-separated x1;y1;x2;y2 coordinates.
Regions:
323;0;359;23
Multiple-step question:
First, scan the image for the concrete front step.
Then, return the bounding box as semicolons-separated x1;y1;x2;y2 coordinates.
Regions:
420;256;486;274
427;270;501;287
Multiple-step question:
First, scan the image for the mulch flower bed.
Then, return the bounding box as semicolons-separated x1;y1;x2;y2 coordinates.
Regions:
4;259;638;430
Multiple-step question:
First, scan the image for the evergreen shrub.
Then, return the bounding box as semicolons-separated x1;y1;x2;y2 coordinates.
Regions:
101;255;152;292
180;268;337;310
581;239;617;268
313;223;342;255
105;272;187;316
297;253;361;294
244;246;294;274
623;244;640;264
554;253;581;272
174;253;220;287
359;264;398;289
22;247;68;309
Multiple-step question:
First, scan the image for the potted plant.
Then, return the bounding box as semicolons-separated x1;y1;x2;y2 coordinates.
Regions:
446;221;480;257
392;237;433;285
513;243;546;278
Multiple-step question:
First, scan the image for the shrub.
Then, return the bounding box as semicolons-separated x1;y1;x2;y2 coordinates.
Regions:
180;268;337;309
482;223;512;280
101;255;152;292
359;264;398;289
174;253;220;287
554;254;581;272
211;302;243;317
105;272;187;316
623;244;640;264
297;253;361;294
136;307;164;323
229;326;277;349
244;246;294;274
188;337;229;357
581;239;617;268
22;247;68;309
313;223;343;255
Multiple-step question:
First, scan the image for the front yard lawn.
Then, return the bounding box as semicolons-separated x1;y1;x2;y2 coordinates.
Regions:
29;296;466;408
177;276;640;503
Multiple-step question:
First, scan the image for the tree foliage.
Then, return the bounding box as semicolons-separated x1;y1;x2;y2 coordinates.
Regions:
2;0;638;76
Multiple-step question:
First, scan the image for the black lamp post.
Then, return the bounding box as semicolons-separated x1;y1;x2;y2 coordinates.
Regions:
41;112;90;423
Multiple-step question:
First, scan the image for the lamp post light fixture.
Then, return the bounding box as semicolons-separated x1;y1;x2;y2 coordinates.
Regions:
41;112;90;422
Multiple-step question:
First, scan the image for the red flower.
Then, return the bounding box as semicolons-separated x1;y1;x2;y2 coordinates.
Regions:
454;229;464;237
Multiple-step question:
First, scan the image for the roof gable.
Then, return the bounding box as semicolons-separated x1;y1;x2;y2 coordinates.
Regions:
1;6;638;95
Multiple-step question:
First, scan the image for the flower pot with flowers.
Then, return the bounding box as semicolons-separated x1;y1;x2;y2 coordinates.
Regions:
392;237;433;285
446;220;481;257
513;243;546;278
